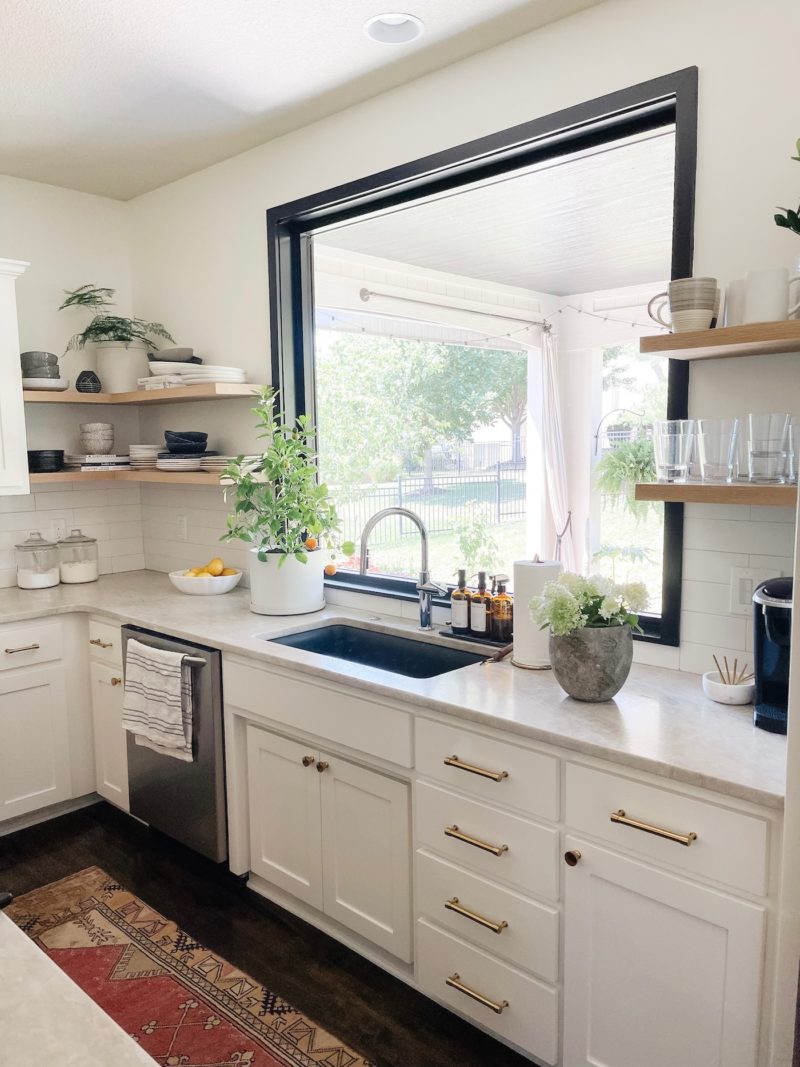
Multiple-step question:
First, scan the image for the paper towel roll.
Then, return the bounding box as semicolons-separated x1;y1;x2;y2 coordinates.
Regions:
512;558;563;669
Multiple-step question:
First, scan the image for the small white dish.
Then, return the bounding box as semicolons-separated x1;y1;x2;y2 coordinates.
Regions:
169;569;242;596
22;377;70;390
702;671;755;705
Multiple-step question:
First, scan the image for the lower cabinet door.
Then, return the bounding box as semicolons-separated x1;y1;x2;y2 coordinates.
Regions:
320;754;412;962
0;666;70;819
89;662;129;811
563;836;765;1067
246;726;323;910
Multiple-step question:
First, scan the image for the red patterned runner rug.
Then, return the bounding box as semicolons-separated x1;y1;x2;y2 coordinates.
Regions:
7;866;372;1067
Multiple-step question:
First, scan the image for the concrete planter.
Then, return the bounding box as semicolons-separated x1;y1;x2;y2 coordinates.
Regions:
549;624;633;702
95;342;150;393
248;547;326;616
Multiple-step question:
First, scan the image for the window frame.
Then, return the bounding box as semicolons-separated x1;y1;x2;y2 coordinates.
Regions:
266;67;698;647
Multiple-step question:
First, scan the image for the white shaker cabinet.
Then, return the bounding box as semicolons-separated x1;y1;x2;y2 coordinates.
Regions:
0;259;30;496
0;665;71;819
562;836;765;1067
89;662;129;811
245;722;412;962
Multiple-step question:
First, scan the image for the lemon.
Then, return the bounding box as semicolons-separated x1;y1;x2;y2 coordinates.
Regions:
206;557;225;577
221;567;238;576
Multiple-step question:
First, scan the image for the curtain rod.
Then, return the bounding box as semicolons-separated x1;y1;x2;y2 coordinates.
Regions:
358;287;548;329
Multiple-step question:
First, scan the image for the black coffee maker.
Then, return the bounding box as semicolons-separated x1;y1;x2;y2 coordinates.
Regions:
753;577;793;734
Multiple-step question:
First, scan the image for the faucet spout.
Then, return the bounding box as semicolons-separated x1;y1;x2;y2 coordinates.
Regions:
358;507;445;630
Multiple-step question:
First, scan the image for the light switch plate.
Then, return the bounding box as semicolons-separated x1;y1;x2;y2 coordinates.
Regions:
730;566;785;616
51;518;67;542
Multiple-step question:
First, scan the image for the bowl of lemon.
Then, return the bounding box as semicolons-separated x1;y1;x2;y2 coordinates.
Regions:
169;557;242;596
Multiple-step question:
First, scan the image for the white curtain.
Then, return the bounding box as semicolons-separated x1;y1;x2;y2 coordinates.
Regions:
539;326;575;569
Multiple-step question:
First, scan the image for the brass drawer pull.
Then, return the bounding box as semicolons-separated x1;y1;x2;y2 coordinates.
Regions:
301;755;315;767
611;808;697;847
444;755;508;783
445;897;508;935
316;761;329;773
446;973;508;1014
4;644;40;654
90;638;113;649
445;824;508;857
111;677;123;686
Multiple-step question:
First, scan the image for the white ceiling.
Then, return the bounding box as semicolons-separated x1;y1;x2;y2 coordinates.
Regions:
0;0;604;200
320;131;675;294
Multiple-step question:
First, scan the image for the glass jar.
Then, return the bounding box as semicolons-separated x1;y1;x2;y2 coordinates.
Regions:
58;528;99;584
15;531;60;589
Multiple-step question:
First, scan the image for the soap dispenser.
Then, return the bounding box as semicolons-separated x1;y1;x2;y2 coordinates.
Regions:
451;568;471;635
491;575;514;643
469;571;492;637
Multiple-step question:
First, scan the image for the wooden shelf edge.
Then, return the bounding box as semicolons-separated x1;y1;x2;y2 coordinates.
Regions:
23;383;266;405
635;481;798;506
639;320;800;361
29;470;229;486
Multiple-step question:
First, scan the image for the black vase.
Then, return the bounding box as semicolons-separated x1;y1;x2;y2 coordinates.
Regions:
76;370;102;393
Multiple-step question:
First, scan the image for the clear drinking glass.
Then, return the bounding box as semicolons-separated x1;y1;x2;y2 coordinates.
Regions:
748;413;790;483
787;417;800;484
696;418;739;483
653;419;695;482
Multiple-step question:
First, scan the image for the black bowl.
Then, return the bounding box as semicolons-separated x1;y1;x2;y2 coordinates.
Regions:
28;449;64;473
165;441;208;455
165;430;208;444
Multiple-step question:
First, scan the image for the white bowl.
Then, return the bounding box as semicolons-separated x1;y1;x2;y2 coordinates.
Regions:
702;671;755;705
169;569;243;596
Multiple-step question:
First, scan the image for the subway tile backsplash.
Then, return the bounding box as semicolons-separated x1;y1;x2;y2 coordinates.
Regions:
0;482;145;587
0;486;794;677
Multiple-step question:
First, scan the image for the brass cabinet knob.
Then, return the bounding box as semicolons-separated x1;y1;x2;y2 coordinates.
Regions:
564;849;582;867
316;761;330;773
301;755;315;767
110;677;123;687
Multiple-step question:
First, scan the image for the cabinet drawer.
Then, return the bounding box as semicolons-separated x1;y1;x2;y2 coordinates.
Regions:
416;918;558;1064
225;660;412;766
415;717;558;820
88;619;122;667
416;781;558;899
565;763;769;896
0;621;62;671
416;849;558;982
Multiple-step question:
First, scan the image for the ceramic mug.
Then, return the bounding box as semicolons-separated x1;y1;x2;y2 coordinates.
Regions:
743;267;800;324
648;277;718;331
724;278;746;327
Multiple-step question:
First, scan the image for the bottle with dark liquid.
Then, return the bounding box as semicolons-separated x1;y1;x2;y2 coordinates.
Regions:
469;571;493;637
491;578;514;643
451;568;471;635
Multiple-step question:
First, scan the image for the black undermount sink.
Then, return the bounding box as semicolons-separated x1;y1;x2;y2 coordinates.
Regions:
267;623;487;678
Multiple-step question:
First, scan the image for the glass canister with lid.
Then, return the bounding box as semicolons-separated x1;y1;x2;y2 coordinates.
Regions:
15;531;61;589
58;528;99;584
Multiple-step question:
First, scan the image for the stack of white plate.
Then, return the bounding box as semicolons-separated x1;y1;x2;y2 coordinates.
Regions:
201;455;261;472
156;456;204;472
129;444;161;470
149;362;247;384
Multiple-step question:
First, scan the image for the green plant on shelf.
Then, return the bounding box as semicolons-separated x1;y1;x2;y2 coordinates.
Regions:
775;137;800;237
59;284;174;352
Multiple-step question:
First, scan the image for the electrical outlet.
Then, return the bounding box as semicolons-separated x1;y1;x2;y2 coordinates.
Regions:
729;566;785;616
51;518;67;542
177;514;188;541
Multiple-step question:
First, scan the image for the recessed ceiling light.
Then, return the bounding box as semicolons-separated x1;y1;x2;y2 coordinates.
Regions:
364;12;425;44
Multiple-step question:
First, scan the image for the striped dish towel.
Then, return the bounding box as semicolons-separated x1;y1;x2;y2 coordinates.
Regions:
122;638;194;762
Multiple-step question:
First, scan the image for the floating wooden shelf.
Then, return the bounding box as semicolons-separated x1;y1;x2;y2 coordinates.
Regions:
639;320;800;361
22;383;266;405
29;470;230;487
635;481;797;506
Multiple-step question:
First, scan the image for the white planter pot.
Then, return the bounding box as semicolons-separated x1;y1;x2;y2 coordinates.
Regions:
248;547;326;616
95;342;150;394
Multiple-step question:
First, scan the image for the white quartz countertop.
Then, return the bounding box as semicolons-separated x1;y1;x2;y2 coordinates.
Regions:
0;571;786;809
0;913;154;1066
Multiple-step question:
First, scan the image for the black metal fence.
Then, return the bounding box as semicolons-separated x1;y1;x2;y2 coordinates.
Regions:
333;467;527;547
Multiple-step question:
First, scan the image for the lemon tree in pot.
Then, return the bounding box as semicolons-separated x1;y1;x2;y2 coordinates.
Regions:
60;284;174;393
531;573;648;701
222;387;354;616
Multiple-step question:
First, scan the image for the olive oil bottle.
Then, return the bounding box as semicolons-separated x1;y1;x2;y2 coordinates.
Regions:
491;578;514;643
469;571;493;637
451;568;471;635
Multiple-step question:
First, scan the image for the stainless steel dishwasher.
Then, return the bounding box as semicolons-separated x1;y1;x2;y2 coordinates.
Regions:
122;625;227;862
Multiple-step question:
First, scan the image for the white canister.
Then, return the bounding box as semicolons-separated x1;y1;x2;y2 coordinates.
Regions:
743;267;800;323
58;528;99;583
248;547;327;615
15;531;60;589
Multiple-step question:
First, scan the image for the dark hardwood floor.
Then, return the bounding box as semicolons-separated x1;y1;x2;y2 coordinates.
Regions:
1;802;532;1067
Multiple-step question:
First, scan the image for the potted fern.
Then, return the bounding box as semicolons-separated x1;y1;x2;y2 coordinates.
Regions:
59;285;174;393
222;387;354;615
